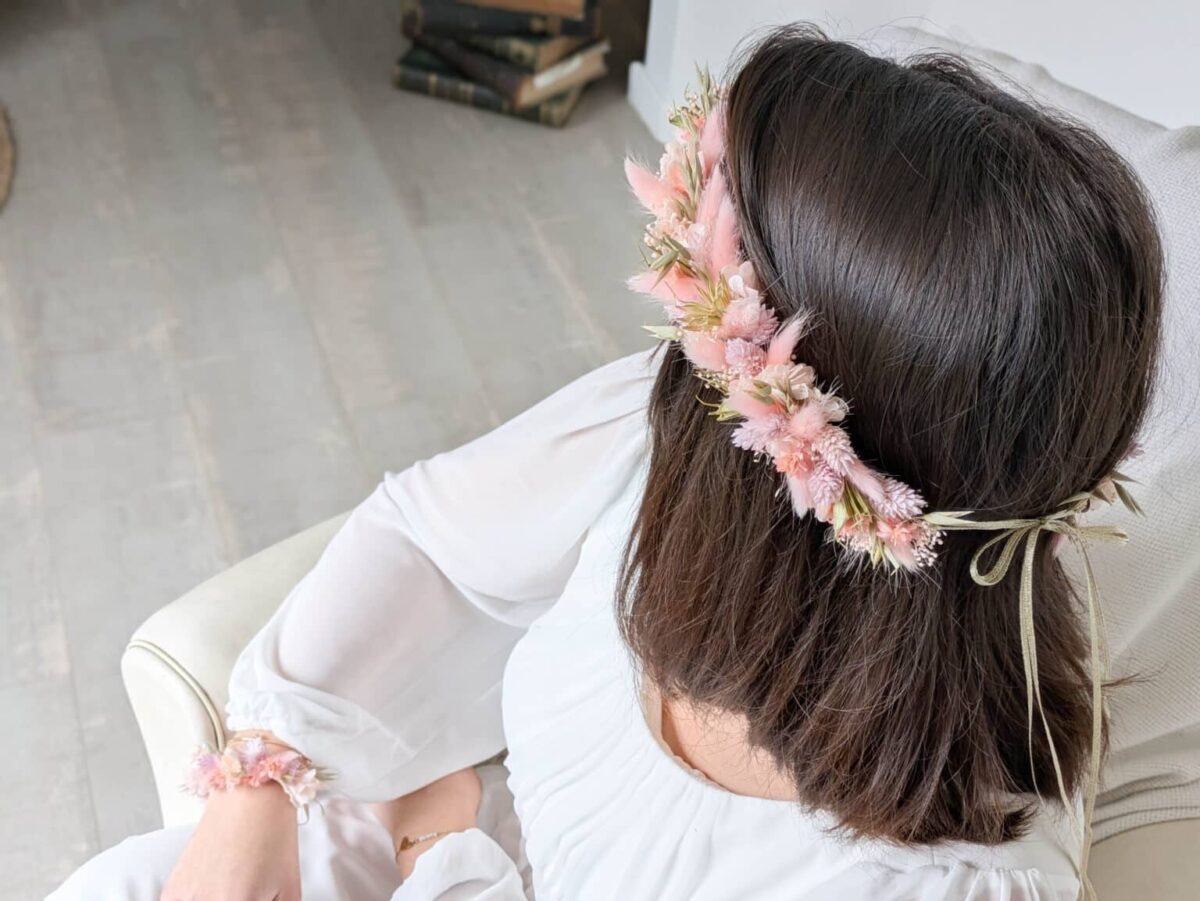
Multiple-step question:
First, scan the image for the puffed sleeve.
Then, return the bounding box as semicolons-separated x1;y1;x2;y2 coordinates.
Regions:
225;349;657;801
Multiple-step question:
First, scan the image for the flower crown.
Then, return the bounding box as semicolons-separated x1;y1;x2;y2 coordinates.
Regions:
625;71;941;570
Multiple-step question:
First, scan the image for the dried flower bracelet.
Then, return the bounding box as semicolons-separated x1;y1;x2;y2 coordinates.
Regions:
183;734;330;810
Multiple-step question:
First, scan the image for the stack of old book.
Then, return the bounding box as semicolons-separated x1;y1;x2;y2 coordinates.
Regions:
395;0;608;127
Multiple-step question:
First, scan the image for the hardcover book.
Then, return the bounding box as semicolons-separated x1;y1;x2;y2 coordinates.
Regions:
393;46;585;127
463;33;587;72
412;35;608;109
457;0;587;18
399;0;602;38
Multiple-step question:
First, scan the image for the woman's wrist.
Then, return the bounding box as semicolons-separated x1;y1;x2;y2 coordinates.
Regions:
204;780;297;820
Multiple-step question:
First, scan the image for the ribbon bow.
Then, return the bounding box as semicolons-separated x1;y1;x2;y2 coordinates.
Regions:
924;483;1137;901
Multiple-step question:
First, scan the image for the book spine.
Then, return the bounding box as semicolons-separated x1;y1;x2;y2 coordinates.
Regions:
533;88;580;127
392;63;511;114
401;0;600;38
464;34;538;71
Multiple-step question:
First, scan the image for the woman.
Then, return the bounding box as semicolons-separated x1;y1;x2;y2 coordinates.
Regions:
52;25;1162;901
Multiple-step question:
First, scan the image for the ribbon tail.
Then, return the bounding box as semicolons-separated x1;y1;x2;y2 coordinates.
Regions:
1075;539;1107;901
1020;528;1084;854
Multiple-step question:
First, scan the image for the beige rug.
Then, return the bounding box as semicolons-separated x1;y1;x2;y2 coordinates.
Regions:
0;107;13;210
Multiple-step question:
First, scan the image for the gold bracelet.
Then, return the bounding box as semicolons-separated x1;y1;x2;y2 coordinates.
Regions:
397;830;449;853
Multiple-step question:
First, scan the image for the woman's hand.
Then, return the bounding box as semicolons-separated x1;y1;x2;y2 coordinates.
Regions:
374;767;482;880
161;783;300;901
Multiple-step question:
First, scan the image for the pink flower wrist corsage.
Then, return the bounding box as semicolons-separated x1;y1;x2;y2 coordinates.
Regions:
184;736;328;809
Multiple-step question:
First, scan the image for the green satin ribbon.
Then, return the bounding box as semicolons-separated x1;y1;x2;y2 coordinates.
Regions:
924;492;1132;901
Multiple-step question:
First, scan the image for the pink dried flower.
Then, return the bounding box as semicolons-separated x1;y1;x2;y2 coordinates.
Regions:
718;296;767;340
837;516;877;554
788;402;832;442
878;478;927;520
658;141;690;195
624;159;675;215
731;412;786;454
183;742;328;811
812;426;857;475
879;520;942;569
846;460;887;506
698;107;724;177
748;309;780;345
808;463;845;509
705;194;740;277
811;389;849;423
774;447;814;478
681;331;728;372
766;317;806;366
723;260;760;297
724;339;766;379
786;472;815;515
755;363;816;408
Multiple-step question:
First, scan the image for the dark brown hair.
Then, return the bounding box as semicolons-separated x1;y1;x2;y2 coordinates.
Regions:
618;25;1162;845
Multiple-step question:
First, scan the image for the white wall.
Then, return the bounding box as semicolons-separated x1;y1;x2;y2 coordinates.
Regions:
628;0;1199;141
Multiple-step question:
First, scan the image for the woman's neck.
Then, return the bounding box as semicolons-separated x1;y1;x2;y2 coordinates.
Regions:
659;695;798;801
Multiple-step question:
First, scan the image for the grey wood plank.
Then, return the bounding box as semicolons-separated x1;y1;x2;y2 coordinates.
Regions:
0;467;68;690
87;0;375;554
197;2;499;457
0;678;97;901
0;273;70;692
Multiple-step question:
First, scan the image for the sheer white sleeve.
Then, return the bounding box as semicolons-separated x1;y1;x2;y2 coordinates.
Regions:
225;350;657;801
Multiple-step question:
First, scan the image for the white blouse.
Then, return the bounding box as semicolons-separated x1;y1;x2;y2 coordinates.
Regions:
226;349;1085;900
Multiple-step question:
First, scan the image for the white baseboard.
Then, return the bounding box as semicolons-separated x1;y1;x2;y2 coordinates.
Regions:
626;60;674;143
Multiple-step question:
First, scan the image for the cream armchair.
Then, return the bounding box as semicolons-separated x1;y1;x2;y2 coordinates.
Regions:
121;513;347;827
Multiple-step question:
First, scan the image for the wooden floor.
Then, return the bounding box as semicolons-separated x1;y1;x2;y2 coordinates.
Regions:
0;1;657;895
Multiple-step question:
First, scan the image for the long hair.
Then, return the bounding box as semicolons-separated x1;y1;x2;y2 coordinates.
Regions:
617;25;1163;844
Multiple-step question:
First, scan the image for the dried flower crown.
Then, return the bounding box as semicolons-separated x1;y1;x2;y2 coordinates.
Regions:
625;70;940;570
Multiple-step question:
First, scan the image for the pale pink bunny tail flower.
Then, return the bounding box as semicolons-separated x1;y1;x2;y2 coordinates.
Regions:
707;196;740;277
726;387;778;420
698;106;726;177
786;473;815;516
624;158;674;212
766;317;806;366
681;331;728;371
627;269;699;307
788;403;830;443
694;166;725;239
846;460;888;506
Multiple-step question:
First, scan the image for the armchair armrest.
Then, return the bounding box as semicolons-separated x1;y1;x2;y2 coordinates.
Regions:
121;513;349;827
